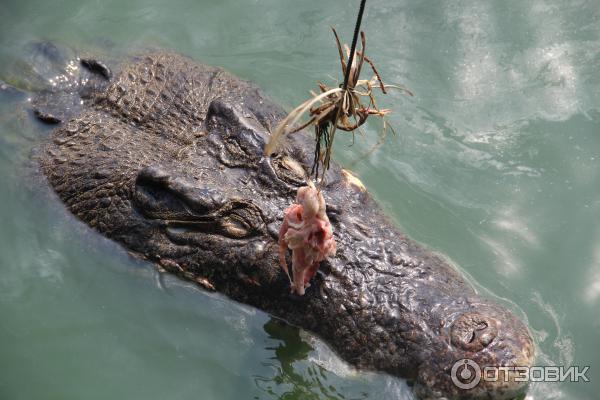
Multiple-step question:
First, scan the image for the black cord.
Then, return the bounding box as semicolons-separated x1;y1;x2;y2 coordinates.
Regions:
342;0;367;90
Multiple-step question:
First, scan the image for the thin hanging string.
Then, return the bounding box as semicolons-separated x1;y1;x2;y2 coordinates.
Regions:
342;0;367;90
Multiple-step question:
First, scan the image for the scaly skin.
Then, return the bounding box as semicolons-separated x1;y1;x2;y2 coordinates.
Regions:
31;50;534;399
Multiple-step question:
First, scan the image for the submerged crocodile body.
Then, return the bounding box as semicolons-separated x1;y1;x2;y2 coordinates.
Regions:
24;45;534;399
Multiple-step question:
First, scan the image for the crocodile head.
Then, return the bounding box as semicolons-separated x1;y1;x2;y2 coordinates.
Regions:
34;51;534;399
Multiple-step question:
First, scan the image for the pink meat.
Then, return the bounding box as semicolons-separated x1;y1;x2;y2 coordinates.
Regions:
278;184;336;295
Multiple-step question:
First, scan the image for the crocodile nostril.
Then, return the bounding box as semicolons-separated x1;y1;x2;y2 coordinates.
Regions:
466;331;476;344
451;312;498;352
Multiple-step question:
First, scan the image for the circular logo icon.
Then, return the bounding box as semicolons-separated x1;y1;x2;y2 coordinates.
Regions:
451;358;481;390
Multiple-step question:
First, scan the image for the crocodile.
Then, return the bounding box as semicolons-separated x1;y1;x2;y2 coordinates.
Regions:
17;43;534;399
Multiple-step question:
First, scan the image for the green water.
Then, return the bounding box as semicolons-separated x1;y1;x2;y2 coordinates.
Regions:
0;0;598;399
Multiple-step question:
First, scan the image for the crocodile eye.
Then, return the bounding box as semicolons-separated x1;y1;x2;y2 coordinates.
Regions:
215;200;265;239
134;165;224;220
206;100;268;166
219;214;253;238
134;166;266;241
160;200;266;241
270;155;307;186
